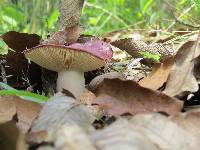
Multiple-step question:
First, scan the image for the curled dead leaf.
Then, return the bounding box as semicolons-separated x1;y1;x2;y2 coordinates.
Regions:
139;57;174;90
164;41;200;96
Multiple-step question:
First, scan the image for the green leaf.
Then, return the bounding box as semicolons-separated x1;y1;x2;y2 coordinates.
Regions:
47;10;59;28
193;0;200;8
140;0;153;13
139;51;161;62
0;90;48;104
2;6;25;23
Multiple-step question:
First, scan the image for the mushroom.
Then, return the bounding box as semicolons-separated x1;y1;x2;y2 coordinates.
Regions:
24;40;113;99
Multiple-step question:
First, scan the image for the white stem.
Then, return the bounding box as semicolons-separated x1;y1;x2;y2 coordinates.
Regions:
57;70;85;99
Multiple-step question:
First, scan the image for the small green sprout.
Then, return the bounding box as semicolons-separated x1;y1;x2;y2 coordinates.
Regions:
139;51;161;62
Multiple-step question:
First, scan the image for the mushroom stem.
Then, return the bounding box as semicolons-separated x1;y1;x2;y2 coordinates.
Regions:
57;70;85;99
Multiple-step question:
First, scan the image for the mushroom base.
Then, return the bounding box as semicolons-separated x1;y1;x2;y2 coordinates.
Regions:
57;70;85;99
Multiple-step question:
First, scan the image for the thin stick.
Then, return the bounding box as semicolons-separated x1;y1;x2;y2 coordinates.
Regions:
0;59;7;84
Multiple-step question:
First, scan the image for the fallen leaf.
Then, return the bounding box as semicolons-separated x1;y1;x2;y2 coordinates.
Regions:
0;97;16;123
93;78;183;116
164;41;200;96
0;96;42;133
139;57;174;90
28;93;94;144
1;31;41;52
91;119;158;150
130;113;200;150
91;111;200;150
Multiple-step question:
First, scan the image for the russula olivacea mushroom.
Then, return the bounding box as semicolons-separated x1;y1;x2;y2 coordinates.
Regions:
24;40;113;99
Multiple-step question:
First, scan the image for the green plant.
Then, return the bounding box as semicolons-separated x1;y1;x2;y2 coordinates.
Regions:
139;51;161;62
0;82;48;103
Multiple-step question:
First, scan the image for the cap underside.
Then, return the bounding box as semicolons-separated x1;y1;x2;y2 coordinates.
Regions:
24;46;105;72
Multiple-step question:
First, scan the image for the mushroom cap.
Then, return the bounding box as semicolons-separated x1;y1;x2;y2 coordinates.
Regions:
24;40;113;72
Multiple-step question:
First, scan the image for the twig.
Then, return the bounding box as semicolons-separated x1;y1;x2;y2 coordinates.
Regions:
0;59;7;83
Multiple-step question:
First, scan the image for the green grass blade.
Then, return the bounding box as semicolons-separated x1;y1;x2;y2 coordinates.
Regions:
0;90;48;103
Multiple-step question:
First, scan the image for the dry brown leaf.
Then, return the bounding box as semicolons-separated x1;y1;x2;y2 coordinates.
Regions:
139;57;174;90
93;78;183;116
42;24;83;45
28;93;94;144
0;96;42;133
59;0;84;29
164;41;200;96
0;97;16;123
1;31;41;52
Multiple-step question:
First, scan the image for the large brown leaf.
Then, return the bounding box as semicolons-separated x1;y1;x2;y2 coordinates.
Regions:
91;109;200;150
92;78;183;116
0;96;42;133
1;31;40;52
164;40;200;96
